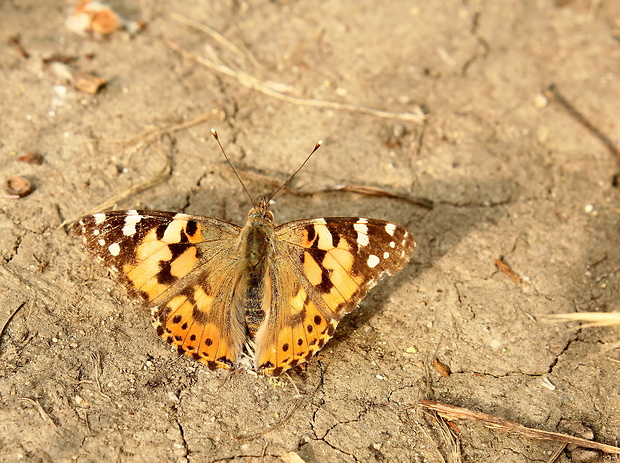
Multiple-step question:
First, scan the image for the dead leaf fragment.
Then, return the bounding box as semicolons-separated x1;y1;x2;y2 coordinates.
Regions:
69;0;119;35
8;34;30;59
42;54;78;65
494;258;522;284
74;71;108;94
66;0;146;37
18;152;44;165
5;177;34;198
433;358;451;377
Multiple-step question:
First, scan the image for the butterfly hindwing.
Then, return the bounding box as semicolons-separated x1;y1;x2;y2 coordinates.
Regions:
254;217;415;375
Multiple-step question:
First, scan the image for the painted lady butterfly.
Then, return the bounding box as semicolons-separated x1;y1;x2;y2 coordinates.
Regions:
73;133;415;375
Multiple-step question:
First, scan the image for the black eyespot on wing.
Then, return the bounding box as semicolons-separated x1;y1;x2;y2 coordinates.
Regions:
186;220;198;237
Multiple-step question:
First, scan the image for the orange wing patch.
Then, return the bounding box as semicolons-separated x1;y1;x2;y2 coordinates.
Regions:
257;295;338;376
124;218;203;302
153;283;237;370
301;222;364;313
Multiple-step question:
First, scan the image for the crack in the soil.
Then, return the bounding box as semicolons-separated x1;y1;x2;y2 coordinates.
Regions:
311;399;380;462
461;10;490;76
433;197;513;208
175;416;190;459
546;336;574;375
211;453;281;462
5;233;23;265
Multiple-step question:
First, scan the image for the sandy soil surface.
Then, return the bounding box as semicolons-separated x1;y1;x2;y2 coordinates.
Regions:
1;1;619;462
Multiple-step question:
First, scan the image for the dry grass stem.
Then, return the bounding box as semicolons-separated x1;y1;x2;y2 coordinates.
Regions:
546;312;620;328
235;397;304;442
60;146;171;229
170;13;261;69
419;400;620;455
165;39;426;124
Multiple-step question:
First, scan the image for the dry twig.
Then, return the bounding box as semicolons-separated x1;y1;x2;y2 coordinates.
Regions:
0;301;28;345
419;400;620;455
19;398;57;428
494;258;522;284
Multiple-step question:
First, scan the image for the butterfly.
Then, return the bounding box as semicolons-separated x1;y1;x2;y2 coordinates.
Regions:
73;132;415;375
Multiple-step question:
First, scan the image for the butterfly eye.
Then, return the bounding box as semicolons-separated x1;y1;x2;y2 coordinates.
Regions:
247;205;274;222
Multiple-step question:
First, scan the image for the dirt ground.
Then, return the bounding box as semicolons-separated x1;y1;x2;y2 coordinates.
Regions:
1;1;619;462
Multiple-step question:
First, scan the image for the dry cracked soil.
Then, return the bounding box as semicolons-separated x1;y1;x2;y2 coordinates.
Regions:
1;1;619;462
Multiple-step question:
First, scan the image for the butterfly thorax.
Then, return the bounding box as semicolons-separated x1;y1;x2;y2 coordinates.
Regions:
238;199;276;335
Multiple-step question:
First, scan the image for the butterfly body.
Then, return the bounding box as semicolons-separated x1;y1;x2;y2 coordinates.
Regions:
74;198;414;375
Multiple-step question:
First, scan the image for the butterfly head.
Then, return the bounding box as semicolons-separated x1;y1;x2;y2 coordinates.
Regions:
248;196;274;222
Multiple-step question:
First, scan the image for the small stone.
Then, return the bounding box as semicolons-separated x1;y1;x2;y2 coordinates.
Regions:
5;177;34;198
534;93;549;108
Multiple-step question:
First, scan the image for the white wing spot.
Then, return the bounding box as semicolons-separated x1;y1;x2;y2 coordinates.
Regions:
124;213;143;224
383;251;390;259
93;229;100;236
354;221;369;247
367;254;380;268
122;223;136;236
108;242;121;256
122;212;143;236
385;223;397;236
389;241;395;248
93;213;106;225
98;238;105;246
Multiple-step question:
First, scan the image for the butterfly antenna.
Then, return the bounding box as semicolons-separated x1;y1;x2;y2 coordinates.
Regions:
267;139;322;203
211;129;255;207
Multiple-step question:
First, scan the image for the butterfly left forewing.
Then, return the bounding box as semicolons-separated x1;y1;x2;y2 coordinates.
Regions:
73;210;247;370
254;217;415;375
73;210;241;304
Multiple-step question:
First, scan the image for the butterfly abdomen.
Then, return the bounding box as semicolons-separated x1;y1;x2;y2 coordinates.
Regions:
238;215;276;336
